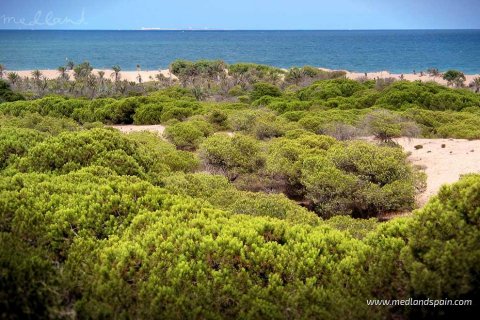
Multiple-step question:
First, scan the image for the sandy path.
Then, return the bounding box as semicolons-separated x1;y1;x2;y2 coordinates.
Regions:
393;137;480;205
109;124;166;136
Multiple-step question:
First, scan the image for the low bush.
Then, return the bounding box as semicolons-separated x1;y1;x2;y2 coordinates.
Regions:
165;120;213;150
250;82;282;101
199;134;265;180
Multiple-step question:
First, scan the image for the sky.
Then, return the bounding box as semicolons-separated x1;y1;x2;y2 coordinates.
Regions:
0;0;479;30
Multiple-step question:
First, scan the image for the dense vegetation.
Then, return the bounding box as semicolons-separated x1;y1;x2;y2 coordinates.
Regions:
1;61;479;318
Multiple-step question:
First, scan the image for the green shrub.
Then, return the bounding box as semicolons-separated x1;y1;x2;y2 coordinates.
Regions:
297;79;366;101
12;128;197;183
250;82;282;101
402;174;480;299
133;103;163;124
361;109;420;142
0;128;46;169
443;70;466;87
199;134;265;180
165;120;213;150
161;172;319;225
207;109;229;129
296;140;421;218
0;233;60;318
0;79;25;102
228;85;244;97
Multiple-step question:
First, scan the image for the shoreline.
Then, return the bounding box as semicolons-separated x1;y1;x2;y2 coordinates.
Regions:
5;68;480;86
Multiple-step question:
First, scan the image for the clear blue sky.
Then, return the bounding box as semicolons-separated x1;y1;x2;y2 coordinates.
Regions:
1;0;479;30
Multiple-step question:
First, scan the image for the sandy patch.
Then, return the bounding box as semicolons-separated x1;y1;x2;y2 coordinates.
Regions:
393;137;480;205
109;124;166;136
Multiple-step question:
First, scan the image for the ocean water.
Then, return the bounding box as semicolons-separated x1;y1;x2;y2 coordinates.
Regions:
0;30;479;73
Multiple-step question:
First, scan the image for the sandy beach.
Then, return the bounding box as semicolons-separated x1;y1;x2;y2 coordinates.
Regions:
8;68;479;86
347;70;480;86
10;69;176;83
323;68;480;86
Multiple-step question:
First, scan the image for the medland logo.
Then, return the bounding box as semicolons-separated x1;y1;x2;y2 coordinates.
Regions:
1;9;86;27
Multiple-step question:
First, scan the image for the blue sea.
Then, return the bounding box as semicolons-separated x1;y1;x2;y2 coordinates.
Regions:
0;30;479;73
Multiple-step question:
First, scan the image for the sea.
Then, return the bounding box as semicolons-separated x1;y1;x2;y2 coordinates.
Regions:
0;30;479;73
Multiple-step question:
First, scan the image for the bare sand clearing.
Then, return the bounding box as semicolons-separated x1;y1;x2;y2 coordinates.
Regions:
9;68;479;86
109;124;166;136
393;137;480;205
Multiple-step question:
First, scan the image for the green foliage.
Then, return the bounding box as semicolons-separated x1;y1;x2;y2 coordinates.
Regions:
207;109;229;129
2;61;480;319
200;134;265;179
403;108;480;139
170;59;226;78
250;82;282;101
275;139;420;218
0;108;478;318
375;81;480;111
7;128;197;185
443;69;466;87
228;63;285;82
0;80;25;102
227;85;245;97
126;131;199;173
285;66;346;85
132;103;163;124
162;172;319;225
1;112;80;135
298;109;365;135
0;128;46;169
402;174;480;299
0;233;61;319
165;120;213;150
297;79;367;101
361;109;420;142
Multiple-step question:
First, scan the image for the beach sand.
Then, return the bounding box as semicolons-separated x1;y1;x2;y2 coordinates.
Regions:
8;68;479;86
11;69;176;83
345;70;479;86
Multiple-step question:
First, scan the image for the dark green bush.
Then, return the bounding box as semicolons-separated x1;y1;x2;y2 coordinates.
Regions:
250;82;282;101
200;134;265;180
0;79;25;102
132;103;163;124
165;120;213;150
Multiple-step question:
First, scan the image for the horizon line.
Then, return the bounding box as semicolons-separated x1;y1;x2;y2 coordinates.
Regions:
1;28;480;31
